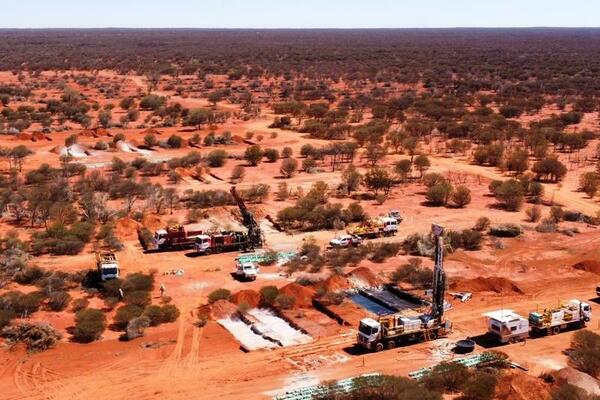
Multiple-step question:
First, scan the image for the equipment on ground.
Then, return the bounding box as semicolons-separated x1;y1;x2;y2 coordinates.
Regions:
356;224;452;352
454;339;476;354
329;234;363;248
348;217;398;239
231;186;264;249
96;252;119;281
235;261;259;281
388;210;404;222
154;223;205;250
484;299;592;344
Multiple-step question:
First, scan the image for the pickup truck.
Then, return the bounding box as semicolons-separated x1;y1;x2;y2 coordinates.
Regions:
329;235;363;248
235;262;259;281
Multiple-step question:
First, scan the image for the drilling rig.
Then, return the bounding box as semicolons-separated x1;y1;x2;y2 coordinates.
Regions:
230;186;264;249
356;224;452;352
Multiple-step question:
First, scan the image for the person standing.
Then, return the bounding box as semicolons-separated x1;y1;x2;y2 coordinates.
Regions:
159;283;166;297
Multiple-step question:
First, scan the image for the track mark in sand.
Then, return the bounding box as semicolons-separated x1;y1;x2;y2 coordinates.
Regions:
185;325;202;367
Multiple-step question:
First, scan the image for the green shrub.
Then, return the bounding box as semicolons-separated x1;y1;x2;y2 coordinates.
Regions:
13;265;46;285
461;229;483;250
274;294;296;309
259;286;279;307
460;370;497;400
143;305;163;326
114;304;144;330
123;272;154;292
0;309;14;329
1;322;61;352
47;291;72;311
569;330;600;377
74;308;106;343
160;304;180;323
422;361;469;393
71;298;89;312
207;288;231;303
124;290;151;307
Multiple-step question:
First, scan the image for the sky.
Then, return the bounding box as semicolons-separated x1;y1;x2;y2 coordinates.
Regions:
1;0;599;29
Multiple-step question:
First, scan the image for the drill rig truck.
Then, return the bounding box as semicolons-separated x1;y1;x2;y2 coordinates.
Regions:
357;224;452;352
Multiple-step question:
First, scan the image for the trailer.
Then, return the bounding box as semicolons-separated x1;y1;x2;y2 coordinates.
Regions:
485;299;592;344
96;252;119;281
348;217;398;239
356;224;452;352
154;223;206;250
194;231;253;255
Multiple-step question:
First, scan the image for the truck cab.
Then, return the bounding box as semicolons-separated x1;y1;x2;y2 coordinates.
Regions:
380;217;398;236
235;261;259;281
357;318;381;350
154;229;168;249
194;234;213;254
388;210;403;222
96;252;119;281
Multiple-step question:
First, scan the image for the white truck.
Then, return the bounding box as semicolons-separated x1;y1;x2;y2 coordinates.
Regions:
96;252;119;281
485;299;592;344
329;234;363;248
235;261;259;281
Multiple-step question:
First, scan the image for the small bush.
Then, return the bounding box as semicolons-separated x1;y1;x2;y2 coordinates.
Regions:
159;304;180;323
74;308;106;343
259;286;279;307
460;370;497;400
461;229;483;250
143;305;163;326
123;272;154;292
47;291;72;311
274;294;296;309
124;290;151;307
0;309;14;329
422;361;470;393
391;258;432;289
114;304;144;330
71;298;89;312
207;288;231;303
489;224;522;237
473;217;490;232
536;217;557;233
13;265;46;285
526;205;542;222
1;322;61;352
126;316;150;340
569;330;600;377
451;185;471;208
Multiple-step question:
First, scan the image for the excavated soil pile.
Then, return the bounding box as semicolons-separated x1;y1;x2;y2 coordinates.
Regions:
495;371;550;400
231;290;261;308
231;135;245;144
554;367;600;396
450;277;524;295
16;133;32;140
347;267;381;288
79;129;95;137
210;300;238;319
115;217;142;240
321;274;351;292
280;283;315;308
572;260;600;275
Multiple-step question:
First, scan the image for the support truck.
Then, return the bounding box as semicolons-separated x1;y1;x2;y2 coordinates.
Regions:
357;224;452;352
96;252;119;281
195;231;253;255
484;299;592;344
154;224;206;250
348;217;398;239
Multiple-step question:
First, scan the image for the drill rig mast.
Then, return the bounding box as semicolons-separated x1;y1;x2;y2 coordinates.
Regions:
230;186;264;249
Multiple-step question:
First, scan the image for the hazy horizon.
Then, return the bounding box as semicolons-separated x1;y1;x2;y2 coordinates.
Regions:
2;0;598;29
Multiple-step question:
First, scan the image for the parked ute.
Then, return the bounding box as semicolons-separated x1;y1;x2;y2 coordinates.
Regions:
329;235;363;248
235;262;259;281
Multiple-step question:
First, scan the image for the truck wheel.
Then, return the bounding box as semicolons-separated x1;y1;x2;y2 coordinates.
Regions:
386;340;396;350
552;326;560;335
375;343;384;352
204;248;212;255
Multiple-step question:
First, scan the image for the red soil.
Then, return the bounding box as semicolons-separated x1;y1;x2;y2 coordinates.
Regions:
572;260;600;275
230;289;261;308
320;274;351;292
115;217;142;240
346;266;381;288
450;276;524;294
279;282;315;308
210;300;238;319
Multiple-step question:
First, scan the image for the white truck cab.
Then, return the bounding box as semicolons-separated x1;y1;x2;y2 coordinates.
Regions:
330;234;362;248
235;261;259;281
357;318;381;349
380;217;399;236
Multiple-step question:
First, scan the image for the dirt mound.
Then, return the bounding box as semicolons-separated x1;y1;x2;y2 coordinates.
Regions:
450;277;524;294
554;367;600;395
347;267;381;288
572;260;600;275
141;214;162;232
79;129;96;137
115;217;142;240
94;127;110;137
230;290;261;308
280;283;315;308
231;135;245;144
141;128;162;136
495;371;550;400
16;133;32;140
321;274;351;292
210;300;238;319
31;132;49;141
